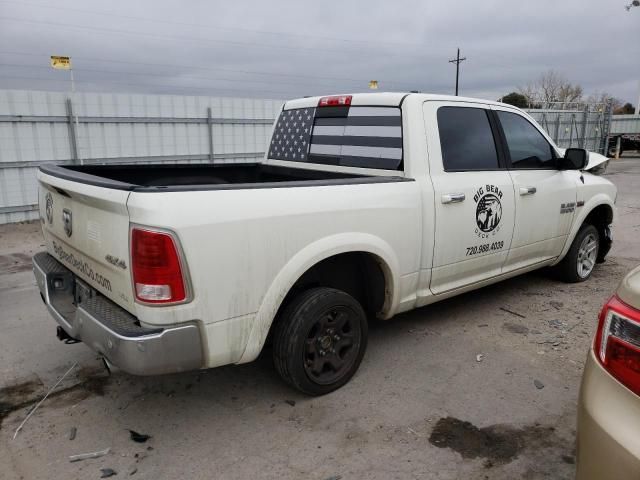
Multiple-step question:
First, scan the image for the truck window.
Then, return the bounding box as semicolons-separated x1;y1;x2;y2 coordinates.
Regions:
496;111;556;169
268;106;403;170
437;107;499;171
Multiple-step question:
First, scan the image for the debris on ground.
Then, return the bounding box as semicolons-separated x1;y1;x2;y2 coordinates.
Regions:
69;447;111;462
476;354;484;363
285;399;296;407
499;307;526;319
550;301;564;310
69;427;77;441
534;380;545;390
324;476;342;480
100;468;117;478
129;467;138;476
502;322;530;335
128;430;151;443
12;362;78;439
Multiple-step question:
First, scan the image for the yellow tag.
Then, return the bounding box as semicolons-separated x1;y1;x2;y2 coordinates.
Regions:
50;56;71;70
368;80;378;90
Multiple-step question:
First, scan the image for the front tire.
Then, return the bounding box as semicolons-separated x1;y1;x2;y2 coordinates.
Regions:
555;224;600;283
272;287;368;396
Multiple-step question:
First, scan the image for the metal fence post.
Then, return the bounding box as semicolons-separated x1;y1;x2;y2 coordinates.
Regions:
580;105;589;149
569;114;575;147
66;98;79;164
602;101;614;156
554;115;561;144
207;107;214;162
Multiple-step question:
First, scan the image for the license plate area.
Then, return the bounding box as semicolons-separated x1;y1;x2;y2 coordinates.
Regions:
74;278;95;305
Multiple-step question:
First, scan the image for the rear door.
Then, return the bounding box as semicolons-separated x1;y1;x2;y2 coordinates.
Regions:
491;106;578;271
38;171;135;311
424;101;516;294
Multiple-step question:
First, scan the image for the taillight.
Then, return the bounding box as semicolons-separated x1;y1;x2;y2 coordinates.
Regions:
131;227;187;304
594;295;640;396
318;95;352;107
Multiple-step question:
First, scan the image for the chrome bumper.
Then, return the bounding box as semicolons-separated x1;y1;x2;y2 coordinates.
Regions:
33;251;203;375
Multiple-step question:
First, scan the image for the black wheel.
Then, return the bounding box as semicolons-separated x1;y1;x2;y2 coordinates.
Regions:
273;287;368;396
554;224;599;283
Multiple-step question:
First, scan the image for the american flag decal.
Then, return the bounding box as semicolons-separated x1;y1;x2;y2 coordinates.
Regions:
268;105;403;170
268;107;315;162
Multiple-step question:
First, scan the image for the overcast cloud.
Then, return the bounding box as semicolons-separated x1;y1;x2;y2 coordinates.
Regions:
0;0;638;103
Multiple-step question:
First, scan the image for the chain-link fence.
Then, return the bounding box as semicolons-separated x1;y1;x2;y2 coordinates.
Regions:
525;102;611;154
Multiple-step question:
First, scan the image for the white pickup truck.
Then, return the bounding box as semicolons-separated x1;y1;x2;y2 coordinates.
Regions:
33;92;616;395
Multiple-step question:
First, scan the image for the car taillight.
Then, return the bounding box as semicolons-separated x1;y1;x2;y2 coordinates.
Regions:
318;95;352;107
594;295;640;396
131;227;187;304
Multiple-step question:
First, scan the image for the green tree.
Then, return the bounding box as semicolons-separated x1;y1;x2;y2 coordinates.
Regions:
500;92;529;108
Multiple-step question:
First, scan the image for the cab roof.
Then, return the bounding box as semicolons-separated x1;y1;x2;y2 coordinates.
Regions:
283;92;510;110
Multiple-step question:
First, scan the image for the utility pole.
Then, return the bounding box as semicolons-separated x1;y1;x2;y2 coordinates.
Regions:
448;48;466;96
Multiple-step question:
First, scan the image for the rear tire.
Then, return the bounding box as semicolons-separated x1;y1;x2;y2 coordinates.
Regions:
273;287;368;396
555;224;599;283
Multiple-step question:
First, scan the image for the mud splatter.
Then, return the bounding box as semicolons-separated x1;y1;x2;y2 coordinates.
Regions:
0;377;44;421
0;368;110;429
502;322;530;335
0;253;33;274
428;417;557;466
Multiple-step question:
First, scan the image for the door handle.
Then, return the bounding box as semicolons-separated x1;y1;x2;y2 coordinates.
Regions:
519;186;537;196
441;193;466;204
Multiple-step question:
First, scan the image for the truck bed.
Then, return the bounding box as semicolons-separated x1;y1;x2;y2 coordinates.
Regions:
40;163;406;192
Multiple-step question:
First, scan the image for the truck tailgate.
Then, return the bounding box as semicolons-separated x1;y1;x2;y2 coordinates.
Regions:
38;171;135;312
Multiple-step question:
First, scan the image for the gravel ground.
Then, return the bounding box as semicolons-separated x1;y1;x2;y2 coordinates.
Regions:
1;157;639;480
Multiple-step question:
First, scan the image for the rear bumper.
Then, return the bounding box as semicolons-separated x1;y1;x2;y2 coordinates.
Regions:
576;351;640;479
33;251;203;375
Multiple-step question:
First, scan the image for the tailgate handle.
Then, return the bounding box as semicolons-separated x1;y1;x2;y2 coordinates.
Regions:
53;187;71;198
519;186;537;196
441;193;465;204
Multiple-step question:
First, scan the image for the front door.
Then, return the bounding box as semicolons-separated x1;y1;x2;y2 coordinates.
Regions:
491;106;578;271
424;101;516;295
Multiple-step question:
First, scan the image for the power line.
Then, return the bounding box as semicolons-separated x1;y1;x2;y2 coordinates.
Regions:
0;74;293;98
0;62;377;91
0;16;429;60
0;0;421;50
0;51;425;91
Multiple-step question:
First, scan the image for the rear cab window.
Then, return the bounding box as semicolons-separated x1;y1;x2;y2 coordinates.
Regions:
268;105;403;170
436;106;501;171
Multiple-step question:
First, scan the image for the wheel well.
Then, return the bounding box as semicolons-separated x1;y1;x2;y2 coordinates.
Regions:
583;204;613;258
276;252;388;325
584;204;613;233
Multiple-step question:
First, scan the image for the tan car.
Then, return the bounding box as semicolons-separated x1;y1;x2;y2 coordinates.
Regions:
577;265;640;479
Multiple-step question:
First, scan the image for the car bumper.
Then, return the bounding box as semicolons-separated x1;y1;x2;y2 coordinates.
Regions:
576;350;640;479
33;251;203;375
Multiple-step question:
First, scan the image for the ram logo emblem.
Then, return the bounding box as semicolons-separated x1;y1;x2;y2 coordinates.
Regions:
62;208;73;237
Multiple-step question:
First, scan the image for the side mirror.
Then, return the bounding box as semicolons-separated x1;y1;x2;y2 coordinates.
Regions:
560;148;588;170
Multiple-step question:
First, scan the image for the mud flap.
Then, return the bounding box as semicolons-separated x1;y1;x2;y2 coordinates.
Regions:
597;225;612;263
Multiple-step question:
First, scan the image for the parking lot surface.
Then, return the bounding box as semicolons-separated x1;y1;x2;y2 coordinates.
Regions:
1;157;639;480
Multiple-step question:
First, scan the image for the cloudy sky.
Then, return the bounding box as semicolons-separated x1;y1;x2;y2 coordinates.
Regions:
0;0;638;103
